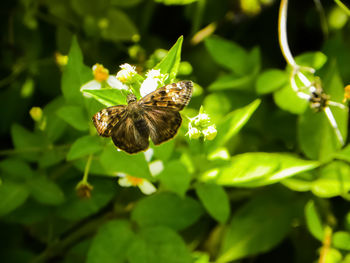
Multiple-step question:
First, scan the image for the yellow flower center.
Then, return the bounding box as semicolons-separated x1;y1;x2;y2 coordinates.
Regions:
343;85;350;103
126;175;144;186
93;64;109;82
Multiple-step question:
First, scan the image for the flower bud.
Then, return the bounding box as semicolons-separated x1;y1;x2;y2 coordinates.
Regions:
76;181;93;199
29;107;43;122
187;127;201;139
203;125;217;141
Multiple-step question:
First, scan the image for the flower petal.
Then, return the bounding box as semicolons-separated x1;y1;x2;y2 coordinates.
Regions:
107;76;129;90
118;177;132;187
138;180;157;195
140;77;159;97
149;160;164;176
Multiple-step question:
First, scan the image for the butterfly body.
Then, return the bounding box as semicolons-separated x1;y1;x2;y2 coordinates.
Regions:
93;81;193;154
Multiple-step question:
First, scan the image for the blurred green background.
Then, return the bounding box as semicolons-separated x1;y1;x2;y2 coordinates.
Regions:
1;0;350;262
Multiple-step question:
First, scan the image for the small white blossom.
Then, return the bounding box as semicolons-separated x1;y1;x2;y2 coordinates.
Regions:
116;63;137;83
80;64;127;96
116;173;156;195
140;69;167;97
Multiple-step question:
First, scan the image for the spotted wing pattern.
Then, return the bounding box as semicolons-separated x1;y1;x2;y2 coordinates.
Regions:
92;81;193;154
140;81;193;110
92;105;127;137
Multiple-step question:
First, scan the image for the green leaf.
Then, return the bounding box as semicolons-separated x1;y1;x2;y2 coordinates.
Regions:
195;183;230;223
158;160;191;197
101;8;138;42
0;181;29;216
43;97;67;142
61;36;92;105
67;135;103;161
295;51;328;70
256;69;288;94
0;158;34;181
154;36;183;82
333;143;350;162
131;192;204;230
203;92;232;123
200;153;319;187
81;89;127;107
311;161;350;198
99;144;152;180
305;200;324;241
56;105;89;131
87;220;135;263
282;173;313;192
38;148;66;168
208;73;255;91
333;231;350;250
205;36;250;75
71;0;110;16
152;140;175;162
11;124;48;162
127;226;192;263
27;175;65;205
217;191;295;262
207;99;261;151
273;83;309;114
298;63;348;161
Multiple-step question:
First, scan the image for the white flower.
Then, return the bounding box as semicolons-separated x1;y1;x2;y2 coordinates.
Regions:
116;173;156;195
140;77;159;97
140;69;167;97
80;64;128;96
116;63;137;83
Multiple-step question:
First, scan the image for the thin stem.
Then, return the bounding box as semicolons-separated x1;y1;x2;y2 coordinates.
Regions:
334;0;350;16
278;0;297;68
82;154;93;184
324;106;344;145
318;226;333;263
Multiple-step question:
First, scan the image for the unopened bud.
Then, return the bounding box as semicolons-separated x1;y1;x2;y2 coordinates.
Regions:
203;125;217;141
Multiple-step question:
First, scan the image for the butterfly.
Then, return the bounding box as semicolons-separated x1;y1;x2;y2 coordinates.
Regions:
93;81;193;154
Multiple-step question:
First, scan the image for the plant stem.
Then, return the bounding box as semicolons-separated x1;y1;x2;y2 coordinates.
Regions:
334;0;350;16
318;226;333;263
82;154;93;184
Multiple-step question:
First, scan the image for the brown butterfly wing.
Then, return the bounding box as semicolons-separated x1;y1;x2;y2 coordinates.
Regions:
92;106;127;137
143;108;182;145
111;115;150;154
140;81;193;145
140;80;193;110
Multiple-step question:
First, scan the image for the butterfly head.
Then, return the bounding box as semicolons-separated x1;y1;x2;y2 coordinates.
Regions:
127;94;137;104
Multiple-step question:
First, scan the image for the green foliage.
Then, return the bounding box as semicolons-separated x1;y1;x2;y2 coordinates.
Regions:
1;1;350;263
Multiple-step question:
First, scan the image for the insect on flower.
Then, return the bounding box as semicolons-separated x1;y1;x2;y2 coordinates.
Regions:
92;81;193;154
